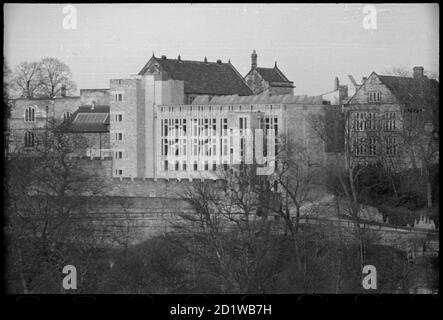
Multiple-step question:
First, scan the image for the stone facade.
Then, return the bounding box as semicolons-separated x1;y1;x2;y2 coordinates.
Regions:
244;50;294;95
344;72;405;166
7;96;81;154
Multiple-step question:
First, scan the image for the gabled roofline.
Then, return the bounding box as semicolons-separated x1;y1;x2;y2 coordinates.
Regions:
227;60;253;95
345;71;404;106
138;55;159;75
273;64;291;83
345;71;374;106
243;67;255;80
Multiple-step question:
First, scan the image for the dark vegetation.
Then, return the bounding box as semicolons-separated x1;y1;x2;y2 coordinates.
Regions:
7;232;435;294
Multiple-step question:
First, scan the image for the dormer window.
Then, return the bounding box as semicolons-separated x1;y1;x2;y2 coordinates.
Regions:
368;91;380;102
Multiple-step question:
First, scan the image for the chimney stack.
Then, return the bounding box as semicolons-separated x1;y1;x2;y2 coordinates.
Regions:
251;50;257;69
413;66;424;79
362;76;367;83
334;77;340;91
178;54;181;61
61;85;66;97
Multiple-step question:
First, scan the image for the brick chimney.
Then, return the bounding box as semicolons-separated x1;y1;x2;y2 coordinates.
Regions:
413;66;424;79
251;50;257;69
334;77;340;91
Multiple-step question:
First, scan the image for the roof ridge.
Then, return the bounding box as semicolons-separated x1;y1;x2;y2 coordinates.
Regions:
273;64;291;82
226;60;252;93
155;56;229;65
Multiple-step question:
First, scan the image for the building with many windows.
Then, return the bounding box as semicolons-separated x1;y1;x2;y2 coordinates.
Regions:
7;89;110;156
7;95;81;154
109;53;327;180
343;66;439;168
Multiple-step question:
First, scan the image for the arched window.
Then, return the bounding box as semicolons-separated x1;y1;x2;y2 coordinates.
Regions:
24;131;35;147
24;106;35;122
62;111;72;121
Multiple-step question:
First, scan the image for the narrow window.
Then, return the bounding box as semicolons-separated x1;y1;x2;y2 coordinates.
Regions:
24;131;35;147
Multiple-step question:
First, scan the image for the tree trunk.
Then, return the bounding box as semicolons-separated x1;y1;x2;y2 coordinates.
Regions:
426;180;433;209
17;247;29;294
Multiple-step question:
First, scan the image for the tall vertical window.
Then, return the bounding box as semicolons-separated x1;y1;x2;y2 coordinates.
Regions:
24;107;35;122
385;112;397;130
368;91;380;102
385;137;397;155
114;113;123;122
115;93;123;102
366;112;377;131
354;112;366;131
24;131;35;147
355;137;367;156
387;112;397;130
368;137;377;156
62;111;71;121
114;132;123;141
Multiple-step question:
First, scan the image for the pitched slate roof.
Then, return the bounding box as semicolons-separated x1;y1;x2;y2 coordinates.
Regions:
377;75;439;108
139;56;253;96
59;105;110;133
191;93;323;105
255;66;291;84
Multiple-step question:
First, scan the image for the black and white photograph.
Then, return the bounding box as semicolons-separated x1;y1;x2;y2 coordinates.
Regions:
3;3;439;299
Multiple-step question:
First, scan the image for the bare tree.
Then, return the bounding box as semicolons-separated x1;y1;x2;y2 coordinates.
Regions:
306;111;381;279
173;165;286;293
382;66;439;208
37;57;76;97
11;61;42;98
10;58;77;98
5;124;110;293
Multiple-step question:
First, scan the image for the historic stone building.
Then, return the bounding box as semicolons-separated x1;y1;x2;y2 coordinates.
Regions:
59;104;111;159
244;50;294;95
7;95;81;154
344;66;439;168
138;54;253;104
109;54;325;180
7;89;110;156
8;52;341;182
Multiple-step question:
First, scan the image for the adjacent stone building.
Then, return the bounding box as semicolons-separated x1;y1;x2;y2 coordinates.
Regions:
138;54;253;104
59;104;111;158
244;50;295;95
344;66;439;169
7;88;111;156
7;96;81;154
109;53;326;180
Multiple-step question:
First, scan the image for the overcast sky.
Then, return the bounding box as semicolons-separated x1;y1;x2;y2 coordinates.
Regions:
4;3;439;95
